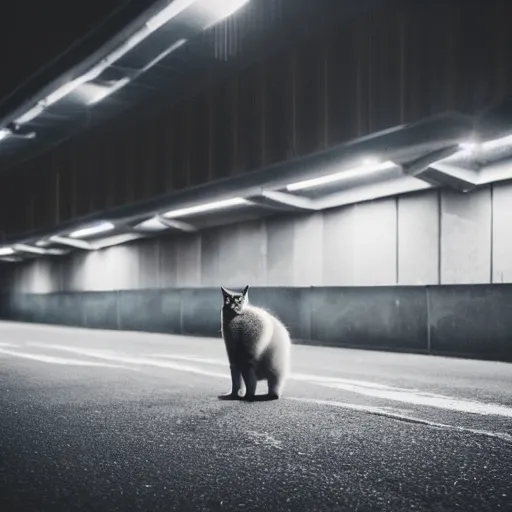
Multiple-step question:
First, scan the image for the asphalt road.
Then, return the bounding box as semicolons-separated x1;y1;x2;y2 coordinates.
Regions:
1;321;511;512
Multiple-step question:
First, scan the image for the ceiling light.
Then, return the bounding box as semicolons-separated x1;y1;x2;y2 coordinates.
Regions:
15;104;46;124
87;77;131;105
0;247;15;256
68;221;115;239
201;0;250;26
162;197;248;218
481;133;512;151
13;244;67;256
286;160;396;192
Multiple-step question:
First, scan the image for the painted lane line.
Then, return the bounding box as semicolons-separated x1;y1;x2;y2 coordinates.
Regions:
27;343;230;379
27;343;512;419
286;397;512;444
0;347;134;369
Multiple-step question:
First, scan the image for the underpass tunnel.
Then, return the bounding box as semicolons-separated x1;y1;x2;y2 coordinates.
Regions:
0;0;512;362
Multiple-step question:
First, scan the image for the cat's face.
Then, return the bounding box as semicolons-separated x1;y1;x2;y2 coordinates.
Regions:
221;285;249;315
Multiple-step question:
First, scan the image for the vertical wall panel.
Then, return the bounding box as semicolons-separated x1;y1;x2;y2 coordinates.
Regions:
323;199;397;286
352;200;397;285
440;188;491;284
491;181;512;283
293;212;323;286
138;239;159;289
323;205;356;285
176;234;201;287
398;190;439;285
159;237;178;288
200;228;221;286
266;215;295;285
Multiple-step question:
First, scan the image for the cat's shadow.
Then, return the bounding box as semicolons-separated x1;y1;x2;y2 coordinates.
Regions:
217;394;279;403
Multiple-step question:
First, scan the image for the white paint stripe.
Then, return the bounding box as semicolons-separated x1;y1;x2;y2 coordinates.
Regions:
0;348;133;369
28;343;512;419
299;379;512;418
28;343;229;379
147;354;226;365
287;397;512;444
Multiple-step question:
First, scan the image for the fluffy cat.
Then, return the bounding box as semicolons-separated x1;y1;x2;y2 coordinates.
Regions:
219;285;292;402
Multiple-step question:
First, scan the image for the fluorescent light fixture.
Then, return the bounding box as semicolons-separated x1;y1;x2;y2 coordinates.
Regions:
162;197;248;219
135;217;168;231
0;247;15;256
481;133;512;151
286;160;396;192
68;221;115;239
15;103;46;124
87;77;131;105
201;0;250;26
13;244;67;256
44;78;85;106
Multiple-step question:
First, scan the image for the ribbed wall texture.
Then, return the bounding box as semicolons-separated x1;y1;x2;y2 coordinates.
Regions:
1;0;512;237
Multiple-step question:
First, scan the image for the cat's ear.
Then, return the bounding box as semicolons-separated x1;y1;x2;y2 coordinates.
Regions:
221;287;229;297
242;285;249;296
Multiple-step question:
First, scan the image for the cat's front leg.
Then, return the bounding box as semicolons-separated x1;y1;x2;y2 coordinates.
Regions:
218;364;244;400
241;364;258;402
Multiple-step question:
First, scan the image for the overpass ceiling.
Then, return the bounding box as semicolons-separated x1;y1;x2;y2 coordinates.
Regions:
2;0;512;262
0;0;387;170
4;110;512;264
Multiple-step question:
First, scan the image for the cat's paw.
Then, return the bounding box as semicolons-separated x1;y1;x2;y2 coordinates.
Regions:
218;392;243;401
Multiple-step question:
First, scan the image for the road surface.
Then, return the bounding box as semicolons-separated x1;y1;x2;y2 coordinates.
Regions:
0;321;511;511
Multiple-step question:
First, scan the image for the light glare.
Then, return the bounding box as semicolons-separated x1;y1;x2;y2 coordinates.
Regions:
201;0;250;25
15;104;46;124
0;128;10;141
87;78;131;105
286;160;396;192
0;247;14;256
163;197;248;219
69;222;115;239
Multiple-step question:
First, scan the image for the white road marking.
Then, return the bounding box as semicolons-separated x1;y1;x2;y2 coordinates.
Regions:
0;347;133;369
26;342;512;419
27;343;229;379
293;374;512;418
287;397;512;444
147;354;226;365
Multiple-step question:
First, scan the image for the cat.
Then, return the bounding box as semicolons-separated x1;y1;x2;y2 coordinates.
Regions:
219;285;292;402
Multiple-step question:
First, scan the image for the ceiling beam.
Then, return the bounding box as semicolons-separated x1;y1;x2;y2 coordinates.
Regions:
156;215;198;232
247;190;319;211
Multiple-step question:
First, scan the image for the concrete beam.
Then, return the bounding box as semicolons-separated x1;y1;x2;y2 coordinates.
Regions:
156;215;198;233
246;190;319;211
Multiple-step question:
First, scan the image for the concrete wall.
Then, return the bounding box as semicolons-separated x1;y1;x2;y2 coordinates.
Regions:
1;285;511;362
3;182;512;293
